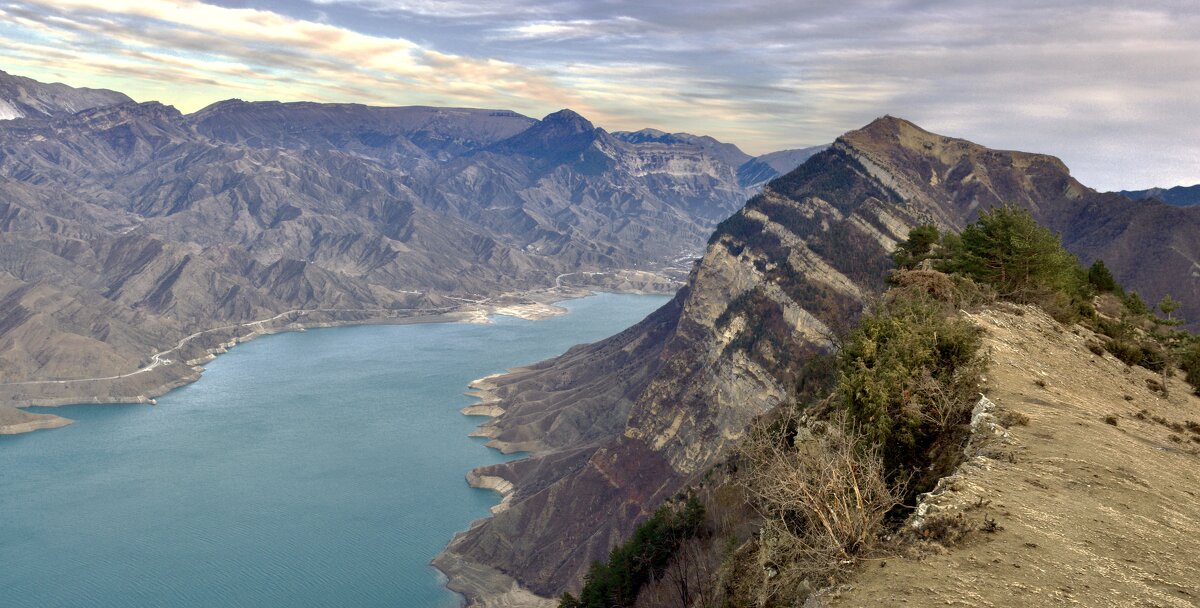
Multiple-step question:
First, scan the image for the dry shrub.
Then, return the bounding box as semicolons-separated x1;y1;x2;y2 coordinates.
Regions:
736;412;901;603
888;269;995;308
915;372;977;436
917;511;976;545
634;537;723;608
706;483;756;542
1146;377;1167;396
889;269;957;302
996;409;1030;427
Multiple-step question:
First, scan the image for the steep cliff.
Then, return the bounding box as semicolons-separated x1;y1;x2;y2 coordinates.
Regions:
437;116;1200;602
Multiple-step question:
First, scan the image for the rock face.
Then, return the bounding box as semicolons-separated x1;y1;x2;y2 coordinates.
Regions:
437;116;1200;602
0;72;768;414
612;129;827;190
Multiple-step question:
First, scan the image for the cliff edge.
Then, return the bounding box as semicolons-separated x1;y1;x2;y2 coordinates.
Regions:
823;304;1200;606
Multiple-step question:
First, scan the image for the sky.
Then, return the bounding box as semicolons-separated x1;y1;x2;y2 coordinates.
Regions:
1;0;1197;190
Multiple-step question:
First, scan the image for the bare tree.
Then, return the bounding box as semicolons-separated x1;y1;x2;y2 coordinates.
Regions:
735;411;902;603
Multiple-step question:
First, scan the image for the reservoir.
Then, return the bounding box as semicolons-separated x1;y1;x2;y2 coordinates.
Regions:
0;293;670;608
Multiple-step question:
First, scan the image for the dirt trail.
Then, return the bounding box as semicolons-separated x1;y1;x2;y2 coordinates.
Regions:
825;305;1200;607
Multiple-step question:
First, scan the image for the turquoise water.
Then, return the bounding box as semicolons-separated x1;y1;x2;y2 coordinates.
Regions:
0;293;669;608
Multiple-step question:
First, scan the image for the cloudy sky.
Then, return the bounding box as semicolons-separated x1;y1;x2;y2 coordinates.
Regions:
2;0;1197;190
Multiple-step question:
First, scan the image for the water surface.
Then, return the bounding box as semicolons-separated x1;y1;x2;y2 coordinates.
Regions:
0;293;669;607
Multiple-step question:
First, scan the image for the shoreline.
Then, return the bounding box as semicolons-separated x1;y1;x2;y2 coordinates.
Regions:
434;370;557;608
2;280;673;607
0;284;630;436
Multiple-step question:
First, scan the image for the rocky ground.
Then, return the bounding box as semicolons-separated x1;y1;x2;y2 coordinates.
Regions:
821;305;1200;607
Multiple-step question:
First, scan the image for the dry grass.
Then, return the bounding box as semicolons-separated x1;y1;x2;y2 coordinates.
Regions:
736;412;902;603
997;408;1030;427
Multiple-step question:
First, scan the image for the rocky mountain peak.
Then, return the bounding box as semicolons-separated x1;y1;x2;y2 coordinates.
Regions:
840;114;1071;175
538;108;595;133
612;128;753;167
191;98;253;115
486;108;608;163
0;69;132;120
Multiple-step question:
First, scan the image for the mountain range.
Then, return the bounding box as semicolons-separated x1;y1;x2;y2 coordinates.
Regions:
1119;184;1200;207
435;116;1200;603
0;70;814;419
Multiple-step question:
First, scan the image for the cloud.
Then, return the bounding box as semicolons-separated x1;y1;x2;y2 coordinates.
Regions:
2;0;1198;189
2;0;589;112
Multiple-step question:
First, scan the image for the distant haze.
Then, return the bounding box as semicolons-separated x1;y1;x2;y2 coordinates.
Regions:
1;0;1197;190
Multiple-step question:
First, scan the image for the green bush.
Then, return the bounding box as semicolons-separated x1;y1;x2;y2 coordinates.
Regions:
836;291;983;479
892;224;940;270
566;497;706;608
947;205;1084;304
1125;291;1149;316
1181;344;1200;395
1105;338;1144;367
1086;259;1119;294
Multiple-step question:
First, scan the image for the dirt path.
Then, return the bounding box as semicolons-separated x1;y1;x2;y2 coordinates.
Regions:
824;305;1200;607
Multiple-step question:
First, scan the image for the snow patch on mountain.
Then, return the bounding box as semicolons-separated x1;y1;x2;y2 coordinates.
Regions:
0;99;23;121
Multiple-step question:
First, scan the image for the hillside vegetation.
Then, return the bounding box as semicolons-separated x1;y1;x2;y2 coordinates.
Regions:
562;206;1200;607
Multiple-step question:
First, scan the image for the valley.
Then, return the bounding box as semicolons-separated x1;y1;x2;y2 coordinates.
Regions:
0;70;803;429
2;66;1198;608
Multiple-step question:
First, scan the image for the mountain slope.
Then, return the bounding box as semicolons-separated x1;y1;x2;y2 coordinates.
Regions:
839;118;1200;326
0;70;131;120
436;116;1200;603
736;144;828;187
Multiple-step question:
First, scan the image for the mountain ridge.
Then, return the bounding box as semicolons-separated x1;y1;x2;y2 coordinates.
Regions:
434;115;1200;605
0;69;132;120
1118;184;1200;207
